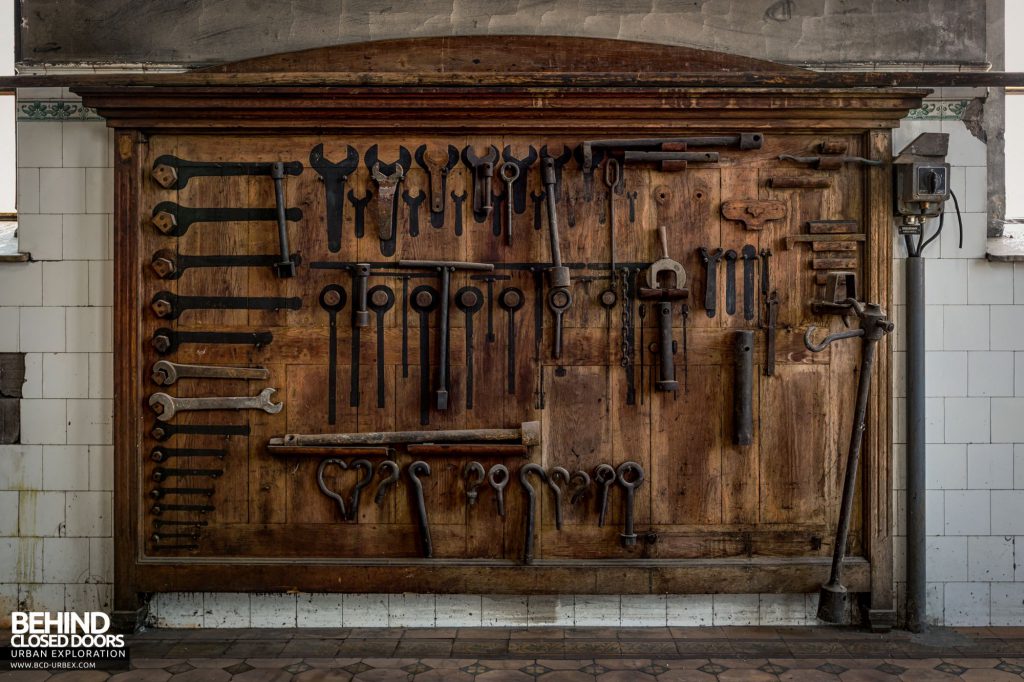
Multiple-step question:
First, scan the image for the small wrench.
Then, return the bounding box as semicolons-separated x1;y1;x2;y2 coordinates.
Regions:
148;388;283;421
151;360;269;386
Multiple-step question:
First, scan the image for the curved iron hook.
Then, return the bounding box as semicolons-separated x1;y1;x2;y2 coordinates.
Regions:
316;458;347;519
568;470;592;505
464;461;486;506
407;461;433;558
547;466;570;530
519;463;548;564
373;460;400;506
348;459;374;521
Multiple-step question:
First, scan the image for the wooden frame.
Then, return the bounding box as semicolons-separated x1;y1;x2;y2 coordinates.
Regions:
78;37;921;626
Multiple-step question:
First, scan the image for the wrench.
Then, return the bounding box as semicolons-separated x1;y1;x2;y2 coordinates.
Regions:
153;327;274;355
365;145;411;254
150;446;226;463
616;461;645;547
488;464;509;517
148;388;283;421
151;422;250;442
498;288;525;394
150;202;301;238
450;190;467;236
308;144;359;253
455;287;484;409
151;360;269;386
367;285;395;409
150;156;302;190
724;249;738;316
699;247;725;318
402;190;426;237
348;189;372;239
151;292;301;320
152;468;222;482
414;144;459;227
538;143;573;200
501;145;537;214
461;145;499;223
150;249;302;280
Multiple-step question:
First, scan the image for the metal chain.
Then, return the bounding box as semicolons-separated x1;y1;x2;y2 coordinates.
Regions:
619;268;632;367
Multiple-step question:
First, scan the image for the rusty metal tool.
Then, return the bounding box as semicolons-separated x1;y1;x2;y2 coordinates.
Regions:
347;459;374;521
150;156;303;190
548;466;569;531
150;249;302;280
741;245;758;321
759;247;772;323
150;487;213;499
151;360;269;386
151;202;302;239
398;260;495;410
153;519;207;529
150;502;214;515
450;190;467;236
152;327;272;355
373;461;400;506
415;144;459;228
531;190;545;230
723;249;738;316
501;145;537;214
410;285;440;424
804;300;894;624
778;153;883;170
538;143;573;200
316;459;348;519
627;190;638;222
595;464;615;527
765;290;779;377
616;461;645;547
273;421;541;448
348;189;372;239
548;287;572;360
520;463;548;564
149;388;282;421
152;468;222;483
402;189;426;237
365;145;411;256
151;422;250;442
408;461;433;558
455;286;484;409
269;161;299;277
734;331;754;445
639;225;688;392
540;152;571;291
150;446;225;463
568;470;591;505
500;161;519;246
309;144;359;253
464;462;485;507
488;464;509;517
319;284;347;424
698;247;724;318
471;273;511;343
367;285;395;409
490;189;504;237
498;287;525;394
150;292;301;320
461;145;499;223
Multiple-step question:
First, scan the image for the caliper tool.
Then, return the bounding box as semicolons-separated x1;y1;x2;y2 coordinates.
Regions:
461;145;499;223
319;284;347;424
407;461;433;558
309;144;359;253
365;145;411;256
151;202;302;239
150;249;302;280
415;144;459;228
367;285;395;409
150;155;302;190
399;260;495;411
151;292;301;320
455;286;484;409
519;463;548;564
638;225;688;392
149;388;283;421
152;328;272;355
804;300;894;624
151;360;269;386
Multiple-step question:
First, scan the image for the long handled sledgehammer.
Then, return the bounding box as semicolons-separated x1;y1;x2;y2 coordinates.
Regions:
804;299;894;624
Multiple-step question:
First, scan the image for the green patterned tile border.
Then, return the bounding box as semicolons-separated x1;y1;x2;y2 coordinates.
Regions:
17;99;102;121
906;99;969;121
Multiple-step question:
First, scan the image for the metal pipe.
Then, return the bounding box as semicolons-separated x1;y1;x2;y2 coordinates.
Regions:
905;255;927;633
272;421;542;447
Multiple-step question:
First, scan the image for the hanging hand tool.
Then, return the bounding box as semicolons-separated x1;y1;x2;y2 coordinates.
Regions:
150;446;226;463
498;287;525;394
597;160;622;309
471;274;511;343
373;461;400;506
547;288;572;360
616;461;645;547
407;461;433;558
150;502;214;516
150;250;303;280
547;466;569;531
316;459;348;519
151;421;250;442
365;145;411;256
150;155;303;189
520;463;548;564
347;459;374;521
621;268;638;405
152;519;207;529
568;470;591;505
367;285;395;409
150;487;213;499
349;266;372;409
450;190;467;236
273;421;540;447
804;300;894;624
759;247;772;322
765;290;779;377
778;152;883;170
463;462;486;507
410;285;440;424
723;249;738;316
319;284;347;424
531;191;545;230
741;245;758;321
540;153;571;291
721;200;787;231
269;162;299;277
149;388;282;421
152;468;222;483
151;202;302;239
488;464;509;517
151;360;269;386
538;143;573;200
499;162;519;245
309;144;359;253
415;144;459;228
398;260;495;410
627;191;638;223
490;189;504;237
595;464;615;528
638;304;646;399
347;189;372;239
734;331;754;445
500;145;537;215
152;328;272;355
455;287;484;409
638;225;688;392
698;247;724;318
402;190;426;237
573;143;605;201
150;292;301;320
461;145;499;223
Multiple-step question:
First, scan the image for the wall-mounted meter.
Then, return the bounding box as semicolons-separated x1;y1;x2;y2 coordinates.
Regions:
893;133;951;235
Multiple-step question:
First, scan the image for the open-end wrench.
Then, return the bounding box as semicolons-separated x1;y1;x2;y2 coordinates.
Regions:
367;285;395;409
316;459;348;519
531;191;545;230
151;361;269;386
148;388;282;422
538;143;573;200
402;190;426;237
410;285;440;425
450;190;467;236
616;461;645;547
150;446;226;463
365;145;411;255
498;288;525;394
150;202;301;238
488;464;509;517
151;422;250;442
461;145;499;223
373;461;400;506
150;156;302;190
415;144;459;228
455;287;484;409
595;464;615;527
464;462;486;507
319;285;347;425
408;461;433;558
347;189;372;239
152;328;272;355
520;463;548;564
574;143;606;201
309;144;359;253
348;459;374;522
547;466;570;531
699;247;725;318
151;292;301;320
150;249;302;280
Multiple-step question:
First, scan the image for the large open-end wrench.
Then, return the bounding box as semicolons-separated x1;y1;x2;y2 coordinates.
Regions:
151;360;269;386
415;144;460;227
150;156;302;190
365;145;411;250
150;202;302;238
309;144;360;253
461;145;499;222
149;387;283;421
538;143;573;200
150;249;302;280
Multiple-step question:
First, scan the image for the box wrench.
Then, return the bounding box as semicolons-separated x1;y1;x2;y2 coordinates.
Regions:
151;292;302;321
455;287;484;409
616;461;645;547
151;360;269;386
498;288;525;395
410;286;440;424
367;285;395;409
151;202;303;239
148;389;283;421
318;285;347;424
488;464;509;517
150;156;303;190
308;144;359;253
398;260;495;410
150;249;302;280
152;328;272;355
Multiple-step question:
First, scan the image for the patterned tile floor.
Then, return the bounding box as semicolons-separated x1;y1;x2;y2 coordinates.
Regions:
2;626;1024;680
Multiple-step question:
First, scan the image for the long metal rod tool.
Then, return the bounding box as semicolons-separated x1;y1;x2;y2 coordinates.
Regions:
271;421;541;448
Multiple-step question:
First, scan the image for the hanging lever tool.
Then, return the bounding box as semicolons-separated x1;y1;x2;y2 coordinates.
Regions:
638;225;688;392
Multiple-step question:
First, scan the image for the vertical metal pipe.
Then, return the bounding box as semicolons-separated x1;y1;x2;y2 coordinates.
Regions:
734;330;754;445
905;255;927;632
